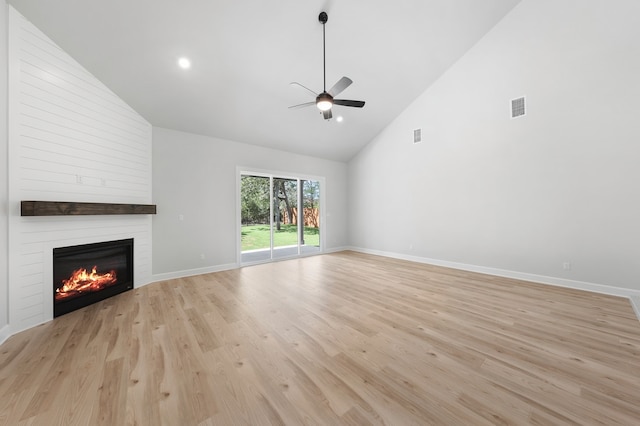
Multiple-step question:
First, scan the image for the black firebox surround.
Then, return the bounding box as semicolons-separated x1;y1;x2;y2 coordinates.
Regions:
53;238;134;317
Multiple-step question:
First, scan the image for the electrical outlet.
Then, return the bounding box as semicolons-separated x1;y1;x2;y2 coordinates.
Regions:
200;253;205;260
563;262;572;271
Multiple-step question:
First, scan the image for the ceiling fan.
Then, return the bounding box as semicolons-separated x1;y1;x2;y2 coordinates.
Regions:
289;11;365;120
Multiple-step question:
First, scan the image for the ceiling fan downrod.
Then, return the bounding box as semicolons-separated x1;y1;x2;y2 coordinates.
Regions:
319;12;328;93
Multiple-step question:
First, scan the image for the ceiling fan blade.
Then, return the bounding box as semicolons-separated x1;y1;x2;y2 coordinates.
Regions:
333;99;365;108
328;76;352;97
323;109;333;120
290;82;318;97
288;101;316;109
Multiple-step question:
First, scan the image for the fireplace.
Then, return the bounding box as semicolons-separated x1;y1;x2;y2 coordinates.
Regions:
53;238;134;317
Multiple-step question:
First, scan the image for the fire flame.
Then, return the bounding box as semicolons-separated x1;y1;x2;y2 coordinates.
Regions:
55;266;117;301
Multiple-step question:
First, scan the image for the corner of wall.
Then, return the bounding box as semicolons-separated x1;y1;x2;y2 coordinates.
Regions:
1;0;10;334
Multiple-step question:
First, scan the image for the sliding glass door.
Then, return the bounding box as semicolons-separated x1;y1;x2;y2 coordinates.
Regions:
240;172;322;264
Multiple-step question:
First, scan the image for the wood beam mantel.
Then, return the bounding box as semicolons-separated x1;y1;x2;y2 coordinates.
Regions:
21;201;157;216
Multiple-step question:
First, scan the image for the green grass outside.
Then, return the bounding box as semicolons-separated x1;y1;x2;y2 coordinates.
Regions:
241;224;319;251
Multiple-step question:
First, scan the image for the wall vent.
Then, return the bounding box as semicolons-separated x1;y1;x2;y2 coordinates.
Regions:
511;96;526;119
413;128;422;143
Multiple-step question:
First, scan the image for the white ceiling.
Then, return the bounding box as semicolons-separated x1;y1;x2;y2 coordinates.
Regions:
8;0;522;162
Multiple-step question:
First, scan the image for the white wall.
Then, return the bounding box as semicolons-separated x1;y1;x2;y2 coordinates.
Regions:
348;0;640;296
7;7;153;334
152;127;348;277
1;1;9;341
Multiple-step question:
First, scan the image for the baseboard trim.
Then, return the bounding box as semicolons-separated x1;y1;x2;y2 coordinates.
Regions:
151;248;349;283
0;325;11;346
4;248;636;348
346;247;640;320
630;296;640;321
324;246;351;254
151;263;239;283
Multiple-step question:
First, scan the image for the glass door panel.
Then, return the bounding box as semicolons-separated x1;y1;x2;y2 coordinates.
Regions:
240;175;271;263
301;180;321;255
272;178;298;259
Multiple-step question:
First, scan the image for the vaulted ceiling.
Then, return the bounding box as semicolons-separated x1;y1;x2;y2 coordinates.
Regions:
8;0;522;161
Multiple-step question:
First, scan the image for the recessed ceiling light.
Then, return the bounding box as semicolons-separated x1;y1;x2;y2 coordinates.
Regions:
178;57;191;69
336;116;344;123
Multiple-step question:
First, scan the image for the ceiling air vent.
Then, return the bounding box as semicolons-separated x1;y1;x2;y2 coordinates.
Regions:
413;128;422;143
511;96;526;119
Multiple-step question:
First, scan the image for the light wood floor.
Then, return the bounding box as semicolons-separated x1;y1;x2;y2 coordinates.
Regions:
1;251;639;425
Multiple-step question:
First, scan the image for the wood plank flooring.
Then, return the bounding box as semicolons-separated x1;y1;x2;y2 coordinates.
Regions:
1;251;639;425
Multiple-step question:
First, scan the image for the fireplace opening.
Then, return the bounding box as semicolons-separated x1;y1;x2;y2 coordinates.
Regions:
53;238;133;317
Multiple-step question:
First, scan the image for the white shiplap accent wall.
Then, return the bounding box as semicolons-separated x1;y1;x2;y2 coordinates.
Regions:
8;7;153;333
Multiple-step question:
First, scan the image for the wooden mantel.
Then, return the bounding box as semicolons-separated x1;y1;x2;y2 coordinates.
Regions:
21;201;157;216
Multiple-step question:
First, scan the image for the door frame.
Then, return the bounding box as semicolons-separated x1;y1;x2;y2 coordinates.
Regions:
236;167;326;266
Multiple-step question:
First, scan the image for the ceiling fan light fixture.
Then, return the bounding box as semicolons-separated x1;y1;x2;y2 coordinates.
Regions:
316;93;333;111
317;100;332;111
